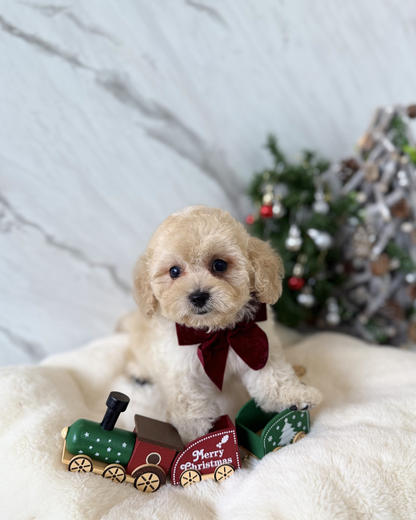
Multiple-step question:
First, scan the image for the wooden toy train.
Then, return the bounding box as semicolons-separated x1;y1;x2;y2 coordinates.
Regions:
61;391;310;493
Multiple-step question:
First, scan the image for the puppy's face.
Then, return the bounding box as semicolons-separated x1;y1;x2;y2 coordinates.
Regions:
134;206;283;329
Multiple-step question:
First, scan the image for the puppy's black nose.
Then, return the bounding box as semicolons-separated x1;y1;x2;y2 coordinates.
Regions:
189;290;210;308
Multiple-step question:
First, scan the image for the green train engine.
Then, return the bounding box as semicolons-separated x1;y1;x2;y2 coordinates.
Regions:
61;391;184;492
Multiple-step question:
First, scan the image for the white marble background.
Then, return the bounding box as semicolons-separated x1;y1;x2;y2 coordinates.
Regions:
1;0;415;366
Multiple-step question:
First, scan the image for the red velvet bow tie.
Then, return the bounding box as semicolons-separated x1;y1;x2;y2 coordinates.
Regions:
175;303;268;390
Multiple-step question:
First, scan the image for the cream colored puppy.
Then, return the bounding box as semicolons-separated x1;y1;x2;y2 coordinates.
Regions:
128;205;321;444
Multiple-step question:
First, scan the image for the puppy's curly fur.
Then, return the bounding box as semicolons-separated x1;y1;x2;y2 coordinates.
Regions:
127;206;321;443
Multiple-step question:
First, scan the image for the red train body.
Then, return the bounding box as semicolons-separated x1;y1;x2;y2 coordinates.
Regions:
126;414;183;478
171;415;241;486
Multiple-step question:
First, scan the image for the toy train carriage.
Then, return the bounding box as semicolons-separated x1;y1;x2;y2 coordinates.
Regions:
126;413;184;491
171;415;241;487
61;391;184;493
235;398;310;459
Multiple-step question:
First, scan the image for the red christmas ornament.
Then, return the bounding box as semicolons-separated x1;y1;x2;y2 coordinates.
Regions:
260;205;273;218
288;277;305;290
246;214;255;225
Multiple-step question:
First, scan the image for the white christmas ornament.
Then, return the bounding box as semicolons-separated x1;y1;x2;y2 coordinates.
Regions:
297;286;316;308
285;224;303;251
401;222;413;233
307;229;333;250
356;192;368;204
326;298;341;326
262;191;274;205
272;200;286;218
312;190;329;214
398;170;409;187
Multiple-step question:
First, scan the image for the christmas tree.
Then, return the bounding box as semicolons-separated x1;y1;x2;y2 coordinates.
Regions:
338;104;416;345
246;135;361;330
246;104;416;346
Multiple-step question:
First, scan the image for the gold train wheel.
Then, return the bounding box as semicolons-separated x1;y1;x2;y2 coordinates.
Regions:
68;455;93;473
180;469;202;488
102;464;126;483
133;465;165;493
214;464;235;482
293;431;307;443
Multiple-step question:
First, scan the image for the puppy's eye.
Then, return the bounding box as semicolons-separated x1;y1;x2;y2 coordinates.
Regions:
212;259;228;272
169;266;181;279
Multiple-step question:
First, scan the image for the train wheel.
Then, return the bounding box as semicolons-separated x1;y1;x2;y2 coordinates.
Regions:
102;464;126;483
293;431;306;443
134;466;165;493
180;469;202;488
68;455;93;473
214;464;235;482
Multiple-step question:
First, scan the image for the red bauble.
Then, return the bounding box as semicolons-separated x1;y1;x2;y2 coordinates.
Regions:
260;205;273;218
288;277;305;290
245;214;255;225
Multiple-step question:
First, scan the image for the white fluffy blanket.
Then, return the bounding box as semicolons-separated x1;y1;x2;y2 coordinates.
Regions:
1;331;416;520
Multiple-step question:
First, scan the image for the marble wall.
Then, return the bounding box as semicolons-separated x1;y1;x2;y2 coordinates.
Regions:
1;0;416;365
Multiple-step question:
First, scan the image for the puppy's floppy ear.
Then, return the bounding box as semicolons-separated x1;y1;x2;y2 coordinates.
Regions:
248;236;284;304
133;250;158;317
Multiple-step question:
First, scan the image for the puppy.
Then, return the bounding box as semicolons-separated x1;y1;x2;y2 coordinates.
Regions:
127;205;321;444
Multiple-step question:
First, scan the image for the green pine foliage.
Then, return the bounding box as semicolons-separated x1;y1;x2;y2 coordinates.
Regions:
390;115;409;149
391;115;416;164
403;145;416;165
385;242;414;273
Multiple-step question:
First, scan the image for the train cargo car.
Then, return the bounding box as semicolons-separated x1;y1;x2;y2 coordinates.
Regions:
235;398;310;459
171;415;241;487
125;414;184;492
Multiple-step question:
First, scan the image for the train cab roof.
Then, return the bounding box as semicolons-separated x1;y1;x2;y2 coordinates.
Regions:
134;414;184;452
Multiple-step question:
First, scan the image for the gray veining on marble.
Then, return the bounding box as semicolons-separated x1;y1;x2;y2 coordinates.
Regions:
1;0;416;365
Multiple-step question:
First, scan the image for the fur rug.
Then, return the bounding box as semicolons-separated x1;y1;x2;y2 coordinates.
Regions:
0;331;415;520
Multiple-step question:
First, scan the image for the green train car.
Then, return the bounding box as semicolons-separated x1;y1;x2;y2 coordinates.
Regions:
235;398;310;459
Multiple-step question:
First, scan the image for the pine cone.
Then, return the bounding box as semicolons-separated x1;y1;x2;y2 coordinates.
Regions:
358;133;374;153
370;253;391;276
408;285;416;299
380;300;405;321
343;260;354;275
353;226;372;258
364;162;379;182
407;105;416;119
408;322;416;342
390;198;410;219
339;158;360;182
342;158;360;172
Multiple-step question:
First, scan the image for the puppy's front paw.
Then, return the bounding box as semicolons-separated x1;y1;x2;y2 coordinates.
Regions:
287;385;322;411
176;416;216;446
260;384;322;414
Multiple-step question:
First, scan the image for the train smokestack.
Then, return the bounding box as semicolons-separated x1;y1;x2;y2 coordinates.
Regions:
100;391;130;431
